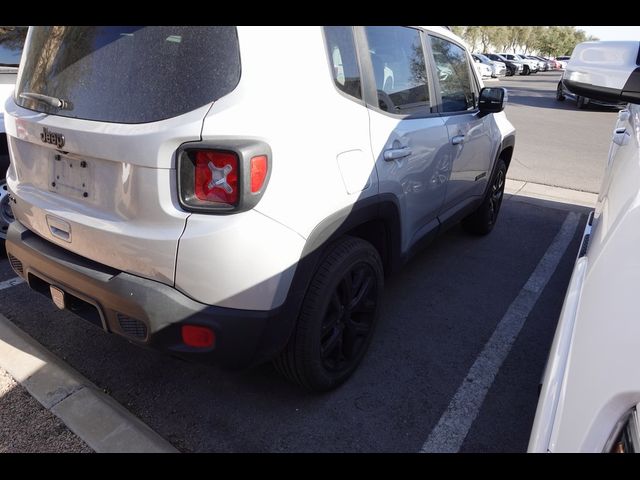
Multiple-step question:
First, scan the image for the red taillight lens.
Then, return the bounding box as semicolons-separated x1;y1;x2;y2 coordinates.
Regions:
181;325;215;348
194;150;239;205
250;155;268;193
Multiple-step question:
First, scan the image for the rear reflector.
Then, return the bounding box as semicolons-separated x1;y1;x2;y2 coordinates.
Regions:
250;155;268;193
181;325;215;348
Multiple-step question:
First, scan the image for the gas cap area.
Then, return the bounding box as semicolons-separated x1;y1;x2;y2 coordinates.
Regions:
336;149;374;195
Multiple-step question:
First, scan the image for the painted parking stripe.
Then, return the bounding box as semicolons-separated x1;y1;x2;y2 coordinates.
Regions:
420;212;581;453
0;277;25;291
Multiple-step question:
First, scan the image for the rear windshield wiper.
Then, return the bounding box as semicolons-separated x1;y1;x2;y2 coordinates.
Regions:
19;92;73;111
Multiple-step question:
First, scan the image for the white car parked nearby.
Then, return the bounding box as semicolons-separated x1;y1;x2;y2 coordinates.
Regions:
473;53;506;78
4;26;515;392
497;53;539;75
556;55;570;69
0;26;26;242
529;40;640;452
473;58;493;78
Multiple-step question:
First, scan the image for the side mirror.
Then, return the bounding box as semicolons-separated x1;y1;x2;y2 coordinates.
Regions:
478;87;507;114
563;41;640;105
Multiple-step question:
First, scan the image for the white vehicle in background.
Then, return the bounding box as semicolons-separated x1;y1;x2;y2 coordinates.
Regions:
0;26;27;243
472;56;493;78
529;40;640;452
496;53;539;75
473;53;506;78
556;55;570;69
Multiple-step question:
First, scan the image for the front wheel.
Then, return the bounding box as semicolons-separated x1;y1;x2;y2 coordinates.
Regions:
576;95;588;109
556;82;565;101
273;236;384;392
0;180;14;240
462;159;507;236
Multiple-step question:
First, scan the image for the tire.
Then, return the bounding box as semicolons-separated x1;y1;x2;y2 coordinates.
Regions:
273;236;384;392
521;65;530;75
576;95;588;109
462;159;507;236
0;179;13;241
556;82;565;101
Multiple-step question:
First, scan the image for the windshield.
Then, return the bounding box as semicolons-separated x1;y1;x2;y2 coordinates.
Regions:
15;26;241;124
476;54;491;63
0;26;27;67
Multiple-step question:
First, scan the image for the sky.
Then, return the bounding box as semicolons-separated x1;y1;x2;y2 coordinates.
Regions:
575;26;639;41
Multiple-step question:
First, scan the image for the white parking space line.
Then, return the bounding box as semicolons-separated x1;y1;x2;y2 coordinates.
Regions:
0;277;25;291
420;212;581;453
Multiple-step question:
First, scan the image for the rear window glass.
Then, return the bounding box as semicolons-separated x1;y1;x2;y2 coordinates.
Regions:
15;26;241;124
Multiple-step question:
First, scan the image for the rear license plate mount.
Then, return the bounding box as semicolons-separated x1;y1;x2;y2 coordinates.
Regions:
49;154;93;200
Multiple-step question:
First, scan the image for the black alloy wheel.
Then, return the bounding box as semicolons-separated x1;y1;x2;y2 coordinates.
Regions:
320;261;378;373
462;159;507;235
274;236;384;392
486;166;505;229
0;180;14;237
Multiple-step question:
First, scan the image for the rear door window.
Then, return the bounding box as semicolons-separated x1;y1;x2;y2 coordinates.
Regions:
363;26;430;114
15;26;241;124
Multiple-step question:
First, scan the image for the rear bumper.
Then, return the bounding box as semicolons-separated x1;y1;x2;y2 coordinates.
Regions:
5;220;292;369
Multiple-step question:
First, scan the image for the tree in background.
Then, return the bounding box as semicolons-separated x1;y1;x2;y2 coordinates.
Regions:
451;26;597;57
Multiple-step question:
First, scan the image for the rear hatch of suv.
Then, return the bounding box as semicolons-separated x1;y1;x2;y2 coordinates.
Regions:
5;26;241;285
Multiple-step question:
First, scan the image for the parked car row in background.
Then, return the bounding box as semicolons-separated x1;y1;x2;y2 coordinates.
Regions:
475;52;568;78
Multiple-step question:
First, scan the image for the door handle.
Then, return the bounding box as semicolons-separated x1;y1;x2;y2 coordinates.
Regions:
613;128;630;147
46;215;72;243
451;135;465;145
383;147;412;161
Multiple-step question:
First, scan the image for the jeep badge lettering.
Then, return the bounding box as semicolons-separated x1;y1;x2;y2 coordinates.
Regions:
40;127;65;149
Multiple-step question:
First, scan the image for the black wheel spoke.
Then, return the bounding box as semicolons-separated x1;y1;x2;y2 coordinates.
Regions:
321;327;342;359
330;292;341;312
321;292;342;335
490;170;505;222
319;261;379;373
348;275;373;312
338;276;352;307
321;311;340;336
343;318;371;359
346;317;371;337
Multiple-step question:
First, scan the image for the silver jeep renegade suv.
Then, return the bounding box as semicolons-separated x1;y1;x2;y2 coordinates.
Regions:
4;26;515;391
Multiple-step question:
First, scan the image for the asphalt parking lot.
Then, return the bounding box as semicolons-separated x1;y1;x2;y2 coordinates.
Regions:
0;71;621;452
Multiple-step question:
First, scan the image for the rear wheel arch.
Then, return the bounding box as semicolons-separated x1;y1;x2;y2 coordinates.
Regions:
301;195;403;277
265;196;402;362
